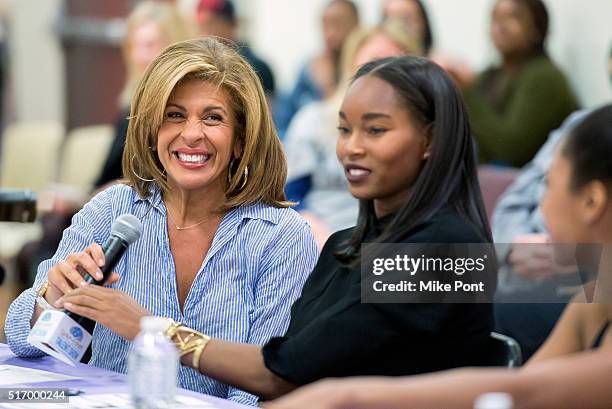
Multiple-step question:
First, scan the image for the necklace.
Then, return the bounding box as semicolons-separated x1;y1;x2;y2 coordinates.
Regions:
168;209;208;231
174;219;208;231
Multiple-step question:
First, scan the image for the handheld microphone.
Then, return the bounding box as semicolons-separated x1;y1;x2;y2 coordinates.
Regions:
28;214;143;366
67;214;143;327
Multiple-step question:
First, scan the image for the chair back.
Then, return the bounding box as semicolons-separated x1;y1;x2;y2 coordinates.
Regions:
478;165;520;222
0;122;64;191
58;125;114;194
489;331;523;368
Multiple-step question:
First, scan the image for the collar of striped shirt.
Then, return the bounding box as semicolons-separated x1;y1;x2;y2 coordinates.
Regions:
131;183;282;225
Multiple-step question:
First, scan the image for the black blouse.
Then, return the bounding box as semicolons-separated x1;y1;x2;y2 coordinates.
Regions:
262;207;494;385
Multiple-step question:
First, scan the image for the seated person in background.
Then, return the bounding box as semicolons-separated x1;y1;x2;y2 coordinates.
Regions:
266;103;612;409
5;37;318;406
275;0;359;137
16;1;194;286
96;1;195;188
54;55;497;402
285;18;422;248
382;0;434;55
491;44;612;359
195;0;275;98
454;0;578;167
491;110;589;360
528;104;612;363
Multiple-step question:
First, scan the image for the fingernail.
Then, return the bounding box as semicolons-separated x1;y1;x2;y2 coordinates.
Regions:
54;300;62;307
80;281;87;287
98;258;104;266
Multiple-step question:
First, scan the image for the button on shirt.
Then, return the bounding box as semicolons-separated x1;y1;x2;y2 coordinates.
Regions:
5;184;318;406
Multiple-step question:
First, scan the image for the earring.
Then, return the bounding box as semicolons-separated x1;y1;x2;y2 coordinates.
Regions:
423;152;430;160
240;166;249;190
228;158;249;190
131;154;156;182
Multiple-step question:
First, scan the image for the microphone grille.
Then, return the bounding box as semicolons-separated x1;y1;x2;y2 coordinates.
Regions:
111;214;143;245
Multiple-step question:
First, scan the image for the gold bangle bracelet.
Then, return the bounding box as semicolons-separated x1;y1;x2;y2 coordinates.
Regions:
191;336;210;369
165;321;211;370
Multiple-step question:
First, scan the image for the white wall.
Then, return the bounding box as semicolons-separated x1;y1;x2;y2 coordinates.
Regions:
8;0;64;123
245;0;612;107
543;0;612;106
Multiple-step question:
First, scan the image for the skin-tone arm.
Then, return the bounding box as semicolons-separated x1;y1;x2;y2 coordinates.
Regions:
179;340;296;400
527;302;587;365
59;286;297;400
265;347;612;409
528;279;608;366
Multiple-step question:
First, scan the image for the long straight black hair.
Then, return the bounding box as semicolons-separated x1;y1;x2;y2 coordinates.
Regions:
335;55;492;264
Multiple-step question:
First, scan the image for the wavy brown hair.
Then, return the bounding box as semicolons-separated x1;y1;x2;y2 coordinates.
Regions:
122;37;291;210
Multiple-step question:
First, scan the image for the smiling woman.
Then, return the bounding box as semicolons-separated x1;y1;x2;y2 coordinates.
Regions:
336;74;429;216
123;38;287;210
4;37;318;406
156;80;237;204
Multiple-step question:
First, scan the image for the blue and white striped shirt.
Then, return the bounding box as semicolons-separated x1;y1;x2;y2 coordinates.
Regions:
5;184;318;406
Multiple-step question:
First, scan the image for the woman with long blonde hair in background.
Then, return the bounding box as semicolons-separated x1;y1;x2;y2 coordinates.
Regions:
96;1;195;187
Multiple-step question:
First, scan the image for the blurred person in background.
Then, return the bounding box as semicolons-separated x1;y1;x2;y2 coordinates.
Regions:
275;0;359;138
96;0;195;188
452;0;578;168
284;19;422;248
5;37;318;405
15;1;194;287
528;104;612;363
382;0;475;91
490;42;612;360
195;0;275;98
381;0;433;56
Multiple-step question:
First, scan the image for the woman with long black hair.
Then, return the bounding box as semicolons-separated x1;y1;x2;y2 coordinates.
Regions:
266;103;612;409
68;55;495;402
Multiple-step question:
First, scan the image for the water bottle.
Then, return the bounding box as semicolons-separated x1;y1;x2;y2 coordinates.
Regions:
128;316;179;409
474;392;513;409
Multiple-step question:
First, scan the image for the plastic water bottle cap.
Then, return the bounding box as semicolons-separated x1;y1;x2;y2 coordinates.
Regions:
474;392;513;409
140;316;170;333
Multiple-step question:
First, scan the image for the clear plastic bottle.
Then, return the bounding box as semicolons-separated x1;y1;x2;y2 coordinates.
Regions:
474;392;513;409
128;316;179;409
